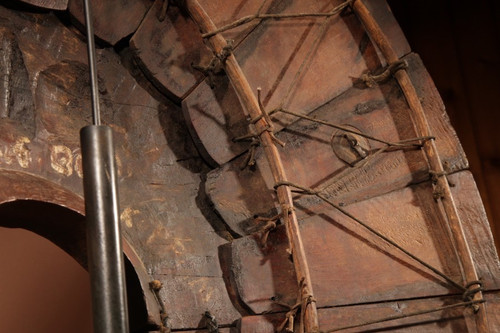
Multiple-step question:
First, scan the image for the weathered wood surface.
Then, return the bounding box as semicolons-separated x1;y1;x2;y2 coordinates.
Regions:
0;1;498;332
130;0;212;102
0;170;163;330
13;0;67;10
67;0;152;45
130;0;274;102
0;5;240;329
0;27;35;137
206;53;467;236
353;3;488;329
219;171;500;314
182;0;410;166
238;291;500;332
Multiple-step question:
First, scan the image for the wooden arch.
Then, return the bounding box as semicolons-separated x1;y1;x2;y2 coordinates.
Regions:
0;169;162;331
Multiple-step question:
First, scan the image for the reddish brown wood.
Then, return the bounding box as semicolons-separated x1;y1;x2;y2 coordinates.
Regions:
130;0;277;101
0;6;242;329
352;1;488;331
219;172;500;317
206;53;467;236
0;170;163;329
239;291;500;332
15;0;67;10
130;0;212;101
183;0;410;165
67;0;152;45
185;0;320;330
0;27;35;137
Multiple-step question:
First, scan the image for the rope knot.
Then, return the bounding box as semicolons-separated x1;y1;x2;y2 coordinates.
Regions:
361;60;408;88
463;280;483;312
204;311;219;333
253;213;282;248
150;280;170;332
274;181;318;195
149;279;163;291
192;40;234;88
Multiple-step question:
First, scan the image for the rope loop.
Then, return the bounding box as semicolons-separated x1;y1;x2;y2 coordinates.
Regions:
253;213;282;248
463;280;484;312
204;311;219;333
361;60;408;88
274;181;318;195
192;40;234;88
149;280;170;332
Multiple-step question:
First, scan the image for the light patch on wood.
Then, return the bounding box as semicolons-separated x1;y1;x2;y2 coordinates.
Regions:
3;136;32;168
121;207;140;228
73;151;83;178
50;144;73;176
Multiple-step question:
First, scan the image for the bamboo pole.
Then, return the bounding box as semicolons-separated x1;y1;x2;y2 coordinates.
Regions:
351;1;488;331
185;1;319;331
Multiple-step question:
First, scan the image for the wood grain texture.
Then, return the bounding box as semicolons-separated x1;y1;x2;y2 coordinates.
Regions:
0;6;240;329
0;27;35;137
207;53;467;236
14;0;67;10
185;0;320;329
219;171;500;314
183;0;410;166
130;0;212;102
67;0;151;45
238;291;500;332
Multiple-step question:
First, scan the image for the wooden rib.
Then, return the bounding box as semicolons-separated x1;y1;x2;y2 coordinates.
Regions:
184;0;319;331
351;0;488;331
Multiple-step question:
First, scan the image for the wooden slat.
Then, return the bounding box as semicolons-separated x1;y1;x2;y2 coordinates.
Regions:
14;0;67;10
352;2;488;330
183;0;410;166
67;0;152;45
0;27;35;138
130;0;276;101
219;171;500;314
206;53;467;236
130;0;211;101
239;291;500;332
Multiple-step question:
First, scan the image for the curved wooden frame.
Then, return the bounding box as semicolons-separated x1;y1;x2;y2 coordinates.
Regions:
0;169;162;330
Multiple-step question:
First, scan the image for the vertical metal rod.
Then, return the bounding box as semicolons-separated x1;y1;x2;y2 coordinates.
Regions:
81;126;129;333
83;0;101;126
81;0;128;331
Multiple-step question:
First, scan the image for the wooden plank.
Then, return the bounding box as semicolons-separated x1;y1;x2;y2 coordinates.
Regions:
130;0;212;101
238;291;500;332
14;0;67;10
183;0;410;166
219;171;500;314
185;1;322;329
206;53;467;236
67;0;152;45
130;0;276;101
0;27;35;138
352;2;489;330
153;275;240;330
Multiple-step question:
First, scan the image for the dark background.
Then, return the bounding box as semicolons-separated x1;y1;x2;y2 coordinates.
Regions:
387;0;500;252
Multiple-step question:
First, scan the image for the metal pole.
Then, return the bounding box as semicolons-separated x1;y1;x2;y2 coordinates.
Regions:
81;0;129;332
83;0;101;126
81;127;129;333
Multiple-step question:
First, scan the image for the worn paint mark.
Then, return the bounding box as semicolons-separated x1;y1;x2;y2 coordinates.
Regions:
12;137;31;168
50;144;73;176
73;151;83;178
121;207;140;228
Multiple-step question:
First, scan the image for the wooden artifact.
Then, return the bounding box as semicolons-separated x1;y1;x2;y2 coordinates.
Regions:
0;0;498;332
